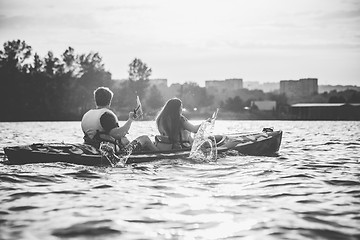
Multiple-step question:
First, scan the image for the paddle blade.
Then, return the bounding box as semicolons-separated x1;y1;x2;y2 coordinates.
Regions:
134;96;143;119
211;108;219;121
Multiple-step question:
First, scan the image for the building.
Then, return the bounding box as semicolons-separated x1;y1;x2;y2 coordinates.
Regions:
280;78;318;97
291;103;360;120
252;101;276;111
147;78;173;100
205;78;243;104
244;81;279;92
205;78;243;94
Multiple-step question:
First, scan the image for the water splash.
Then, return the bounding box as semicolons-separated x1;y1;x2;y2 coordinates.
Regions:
99;141;138;167
189;109;218;163
99;142;122;167
189;136;218;163
99;95;143;167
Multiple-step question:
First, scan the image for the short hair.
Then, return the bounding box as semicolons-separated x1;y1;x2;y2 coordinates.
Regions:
94;87;113;107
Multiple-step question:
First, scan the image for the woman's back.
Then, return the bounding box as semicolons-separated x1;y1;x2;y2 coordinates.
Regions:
156;115;193;150
156;98;199;150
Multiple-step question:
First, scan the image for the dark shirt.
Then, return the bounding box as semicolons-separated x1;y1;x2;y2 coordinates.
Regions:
100;112;119;133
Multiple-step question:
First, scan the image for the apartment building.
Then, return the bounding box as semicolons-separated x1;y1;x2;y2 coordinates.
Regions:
205;78;243;103
280;78;318;97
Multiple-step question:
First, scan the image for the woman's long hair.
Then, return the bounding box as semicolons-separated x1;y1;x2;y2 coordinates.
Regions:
156;98;182;143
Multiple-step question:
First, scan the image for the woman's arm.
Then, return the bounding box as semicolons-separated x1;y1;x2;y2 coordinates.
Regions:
182;118;200;133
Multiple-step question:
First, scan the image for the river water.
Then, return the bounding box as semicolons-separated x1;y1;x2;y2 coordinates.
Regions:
0;120;359;240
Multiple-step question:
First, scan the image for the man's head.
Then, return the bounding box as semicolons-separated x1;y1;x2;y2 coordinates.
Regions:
94;87;113;107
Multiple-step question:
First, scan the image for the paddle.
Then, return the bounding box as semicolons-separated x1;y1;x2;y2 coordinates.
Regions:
209;108;219;124
133;95;143;120
118;95;144;164
189;108;219;162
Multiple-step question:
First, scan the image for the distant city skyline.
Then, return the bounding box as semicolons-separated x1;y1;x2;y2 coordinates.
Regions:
0;0;359;87
147;77;360;95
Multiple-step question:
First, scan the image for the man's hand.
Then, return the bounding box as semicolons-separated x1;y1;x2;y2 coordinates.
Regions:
129;111;142;121
129;111;137;121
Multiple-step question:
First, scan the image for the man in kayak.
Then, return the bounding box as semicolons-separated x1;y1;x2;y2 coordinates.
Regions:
81;87;158;154
155;98;201;150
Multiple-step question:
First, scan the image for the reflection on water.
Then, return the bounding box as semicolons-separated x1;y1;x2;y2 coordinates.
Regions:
0;121;360;240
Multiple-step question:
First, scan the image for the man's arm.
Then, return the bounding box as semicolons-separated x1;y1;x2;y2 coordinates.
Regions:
104;112;136;140
109;119;133;139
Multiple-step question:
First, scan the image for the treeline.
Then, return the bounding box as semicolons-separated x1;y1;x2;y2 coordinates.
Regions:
0;39;271;121
287;89;360;105
0;40;166;121
1;39;359;121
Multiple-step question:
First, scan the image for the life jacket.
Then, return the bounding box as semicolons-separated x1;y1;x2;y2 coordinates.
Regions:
155;127;193;150
155;133;192;151
81;108;118;147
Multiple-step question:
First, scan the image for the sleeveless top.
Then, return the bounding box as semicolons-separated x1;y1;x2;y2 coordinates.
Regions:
81;108;118;140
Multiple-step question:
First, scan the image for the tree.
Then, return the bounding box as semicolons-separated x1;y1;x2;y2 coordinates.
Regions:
179;82;212;110
29;53;44;74
128;58;151;99
74;52;112;114
348;90;360;103
328;95;346;103
111;80;135;111
0;39;32;72
223;96;244;112
147;85;165;110
128;58;152;81
0;41;118;120
78;52;105;76
57;47;79;77
0;40;32;120
44;51;61;76
266;92;289;112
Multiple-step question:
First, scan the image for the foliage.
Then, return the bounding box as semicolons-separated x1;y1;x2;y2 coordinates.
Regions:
328;95;346;103
128;58;151;99
327;90;360;103
147;85;165;110
177;82;213;110
0;40;111;121
0;39;32;72
222;96;245;112
1;39;359;121
348;90;360;103
111;80;137;111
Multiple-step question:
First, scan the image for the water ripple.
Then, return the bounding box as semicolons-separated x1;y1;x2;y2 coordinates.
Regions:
0;173;61;183
64;169;103;179
324;180;360;186
8;206;39;211
1;121;360;240
52;220;122;237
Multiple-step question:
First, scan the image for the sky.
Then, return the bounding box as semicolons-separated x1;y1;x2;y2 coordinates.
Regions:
0;0;359;86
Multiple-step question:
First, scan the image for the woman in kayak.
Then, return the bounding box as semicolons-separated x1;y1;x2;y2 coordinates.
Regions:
81;87;158;154
155;98;201;150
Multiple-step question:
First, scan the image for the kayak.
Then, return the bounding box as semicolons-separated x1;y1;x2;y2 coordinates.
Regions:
3;130;282;166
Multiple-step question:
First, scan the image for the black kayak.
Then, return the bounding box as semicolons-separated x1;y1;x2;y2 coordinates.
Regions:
3;130;282;166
